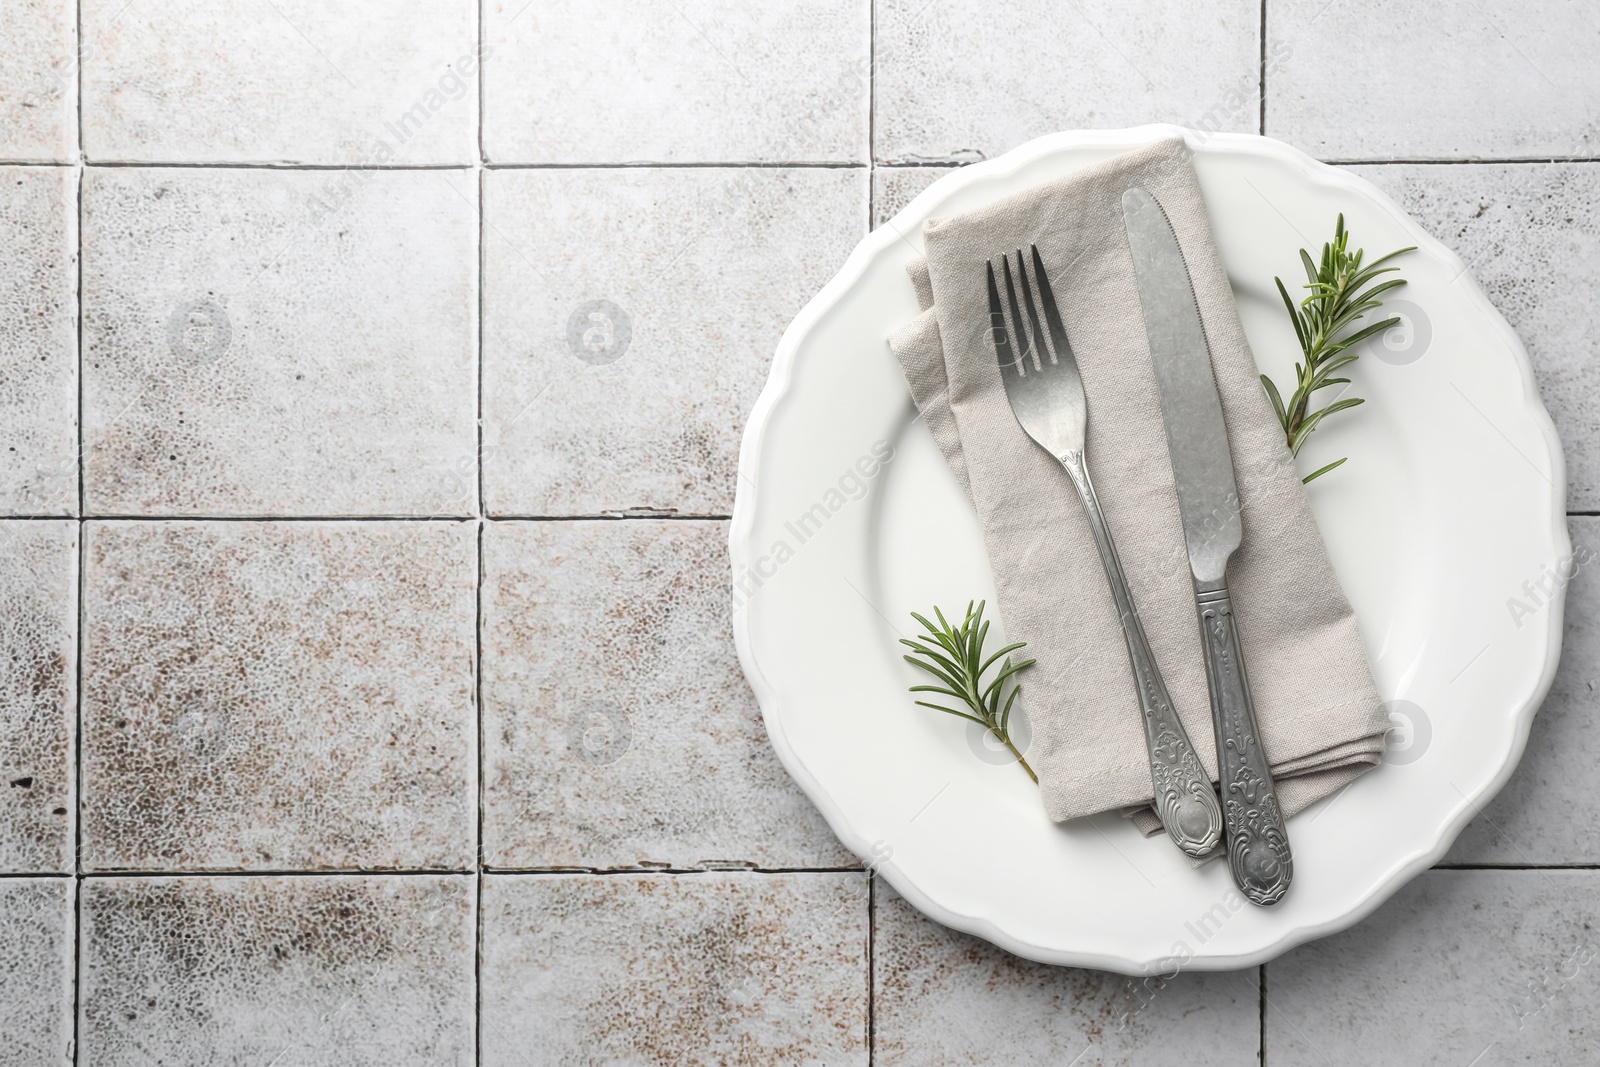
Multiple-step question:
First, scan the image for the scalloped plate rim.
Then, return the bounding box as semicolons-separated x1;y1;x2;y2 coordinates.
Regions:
729;124;1567;973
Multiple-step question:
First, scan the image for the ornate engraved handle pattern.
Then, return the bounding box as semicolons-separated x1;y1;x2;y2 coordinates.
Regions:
1196;582;1293;905
1060;451;1222;858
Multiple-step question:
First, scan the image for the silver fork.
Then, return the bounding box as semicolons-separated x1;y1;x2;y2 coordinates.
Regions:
987;245;1223;858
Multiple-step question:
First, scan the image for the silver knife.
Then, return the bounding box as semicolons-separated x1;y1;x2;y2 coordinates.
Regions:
1122;186;1293;906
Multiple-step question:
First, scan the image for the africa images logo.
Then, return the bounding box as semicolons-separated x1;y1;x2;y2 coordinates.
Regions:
566;299;632;365
732;441;895;609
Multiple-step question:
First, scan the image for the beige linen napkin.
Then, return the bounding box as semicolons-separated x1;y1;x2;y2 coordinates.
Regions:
888;137;1390;837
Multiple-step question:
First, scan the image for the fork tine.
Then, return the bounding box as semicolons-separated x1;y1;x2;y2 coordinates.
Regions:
1015;248;1051;367
985;260;1018;377
1030;244;1072;361
999;253;1034;372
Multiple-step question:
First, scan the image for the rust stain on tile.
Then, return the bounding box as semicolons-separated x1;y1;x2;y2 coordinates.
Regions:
872;883;1259;1065
80;167;476;516
481;168;863;516
0;520;76;872
80;875;474;1067
481;520;851;870
80;520;476;871
480;872;868;1066
0;165;77;513
0;877;74;1062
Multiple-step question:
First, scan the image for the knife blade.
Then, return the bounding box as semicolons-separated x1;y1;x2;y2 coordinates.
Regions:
1122;185;1294;906
1122;189;1240;583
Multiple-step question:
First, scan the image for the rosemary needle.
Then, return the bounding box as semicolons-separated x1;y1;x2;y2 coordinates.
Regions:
900;600;1037;783
1260;214;1415;483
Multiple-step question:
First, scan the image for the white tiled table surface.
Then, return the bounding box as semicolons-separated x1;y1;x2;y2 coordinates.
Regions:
1;1;1597;1063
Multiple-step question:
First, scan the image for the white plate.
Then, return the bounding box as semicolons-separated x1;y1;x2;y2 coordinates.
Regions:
730;126;1567;974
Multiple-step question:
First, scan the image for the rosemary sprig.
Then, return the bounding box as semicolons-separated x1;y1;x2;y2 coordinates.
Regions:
1261;214;1415;483
899;600;1037;782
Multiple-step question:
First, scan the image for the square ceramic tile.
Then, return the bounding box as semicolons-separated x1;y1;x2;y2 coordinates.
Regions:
874;0;1261;164
482;167;864;515
872;166;956;230
82;167;477;517
480;872;869;1066
1266;870;1600;1063
1268;0;1600;160
1445;519;1599;864
82;0;478;164
482;0;868;163
81;521;477;872
482;520;850;869
0;521;76;873
1344;162;1600;510
0;166;77;515
0;878;73;1065
0;0;76;162
873;882;1260;1066
80;875;475;1067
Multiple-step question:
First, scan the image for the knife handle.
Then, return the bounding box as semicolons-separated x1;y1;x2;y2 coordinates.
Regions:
1060;450;1223;858
1195;580;1293;905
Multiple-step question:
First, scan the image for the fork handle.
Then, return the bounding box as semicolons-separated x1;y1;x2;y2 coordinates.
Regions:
1195;580;1293;905
1060;450;1222;858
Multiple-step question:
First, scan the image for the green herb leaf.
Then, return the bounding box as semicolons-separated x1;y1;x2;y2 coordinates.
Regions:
901;600;1037;783
1301;457;1347;483
1261;217;1414;481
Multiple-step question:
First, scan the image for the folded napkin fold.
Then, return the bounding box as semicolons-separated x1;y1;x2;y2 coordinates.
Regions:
888;137;1389;838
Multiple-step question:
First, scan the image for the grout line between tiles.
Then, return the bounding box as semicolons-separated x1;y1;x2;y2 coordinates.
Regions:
20;513;733;523
71;528;84;857
474;5;487;1058
866;0;876;229
0;864;1575;877
72;0;85;1055
0;863;1275;877
1258;0;1268;135
489;513;733;522
73;2;83;166
484;160;868;170
477;0;487;168
473;513;486;1067
77;868;481;878
481;866;868;876
0;159;913;175
867;873;876;1066
0;158;877;170
476;205;487;525
67;513;479;522
0;871;77;880
1258;963;1267;1065
1327;157;1600;166
72;876;82;1064
475;871;485;1067
1435;863;1600;870
42;864;1578;879
78;159;475;170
